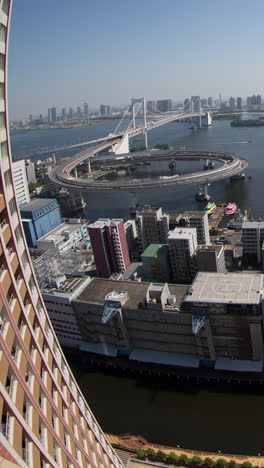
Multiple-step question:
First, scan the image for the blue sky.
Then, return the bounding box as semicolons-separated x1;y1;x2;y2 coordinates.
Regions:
8;0;264;119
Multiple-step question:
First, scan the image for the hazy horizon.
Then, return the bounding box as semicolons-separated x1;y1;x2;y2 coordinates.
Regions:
8;0;264;120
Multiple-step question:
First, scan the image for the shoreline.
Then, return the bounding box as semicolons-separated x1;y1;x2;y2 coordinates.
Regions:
107;433;264;466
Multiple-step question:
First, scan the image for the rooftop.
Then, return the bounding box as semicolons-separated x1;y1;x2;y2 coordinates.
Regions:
141;244;168;258
20;198;57;213
75;278;187;308
242;221;264;229
183;211;207;218
88;218;123;229
198;245;222;253
38;222;87;242
168;227;197;239
185;272;264;305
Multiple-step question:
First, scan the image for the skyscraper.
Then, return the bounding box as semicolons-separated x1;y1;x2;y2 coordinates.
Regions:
135;207;169;253
0;2;123;466
51;106;56;123
88;219;131;277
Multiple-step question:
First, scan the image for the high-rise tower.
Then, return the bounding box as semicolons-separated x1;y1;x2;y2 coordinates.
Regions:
0;2;123;467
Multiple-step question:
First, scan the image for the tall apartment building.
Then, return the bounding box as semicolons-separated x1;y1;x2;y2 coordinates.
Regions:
196;245;225;273
156;99;172;113
136;206;169;253
242;221;264;265
12;159;30;207
100;104;111;116
88;218;131;277
168;227;198;283
180;211;210;245
0;2;123;466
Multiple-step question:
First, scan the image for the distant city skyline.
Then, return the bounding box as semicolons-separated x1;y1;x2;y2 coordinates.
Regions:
8;0;264;120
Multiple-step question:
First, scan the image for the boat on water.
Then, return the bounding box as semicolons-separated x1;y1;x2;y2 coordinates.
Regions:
204;202;216;214
169;159;176;169
195;192;210;202
203;159;215;170
225;202;237;215
230;173;245;181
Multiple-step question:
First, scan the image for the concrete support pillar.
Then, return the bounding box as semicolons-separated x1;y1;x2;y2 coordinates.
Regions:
198;96;202;128
143;97;148;150
73;167;78;178
249;320;263;360
132;104;136;129
117;309;130;350
204;319;216;360
86;158;91;174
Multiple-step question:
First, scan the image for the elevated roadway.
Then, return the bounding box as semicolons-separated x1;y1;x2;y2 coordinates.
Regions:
49;146;248;193
30;111;206;158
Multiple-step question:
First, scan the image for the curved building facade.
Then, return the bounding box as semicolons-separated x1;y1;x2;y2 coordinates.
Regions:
0;2;123;467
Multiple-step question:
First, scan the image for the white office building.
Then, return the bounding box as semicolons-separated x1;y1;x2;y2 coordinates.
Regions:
12;159;30;206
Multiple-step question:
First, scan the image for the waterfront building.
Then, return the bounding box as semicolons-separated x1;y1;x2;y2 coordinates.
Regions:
168;227;198;283
180;211;210;245
236;96;242;110
242;221;264;265
48;107;51;122
100;104;111;116
20;198;62;248
196;244;225;273
61;107;66;120
141;244;171;283
41;276;91;349
0;2;123;466
68;107;73;119
88;218;131;277
229;96;235;111
12;159;30;206
37;220;89;253
51;107;56;123
136;206;169;253
257;94;262;106
71;272;264;372
156;99;172;113
83;102;88;116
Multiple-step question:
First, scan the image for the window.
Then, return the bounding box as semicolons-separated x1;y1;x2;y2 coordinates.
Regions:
1;140;7;157
14;226;22;242
9;198;15;215
2;0;10;15
4;169;11;186
0;25;6;43
0;111;5;127
0;54;4;71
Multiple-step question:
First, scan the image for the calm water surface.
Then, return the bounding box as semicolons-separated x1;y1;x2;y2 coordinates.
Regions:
11;119;264;455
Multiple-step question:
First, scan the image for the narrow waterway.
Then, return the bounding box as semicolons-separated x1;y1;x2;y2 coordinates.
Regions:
67;356;264;456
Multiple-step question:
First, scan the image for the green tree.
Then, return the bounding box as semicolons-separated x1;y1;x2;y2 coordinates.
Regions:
146;448;156;456
216;458;228;468
191;456;203;465
204;457;214;467
241;463;253;468
156;450;166;460
167;451;179;463
228;460;238;468
136;449;146;460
